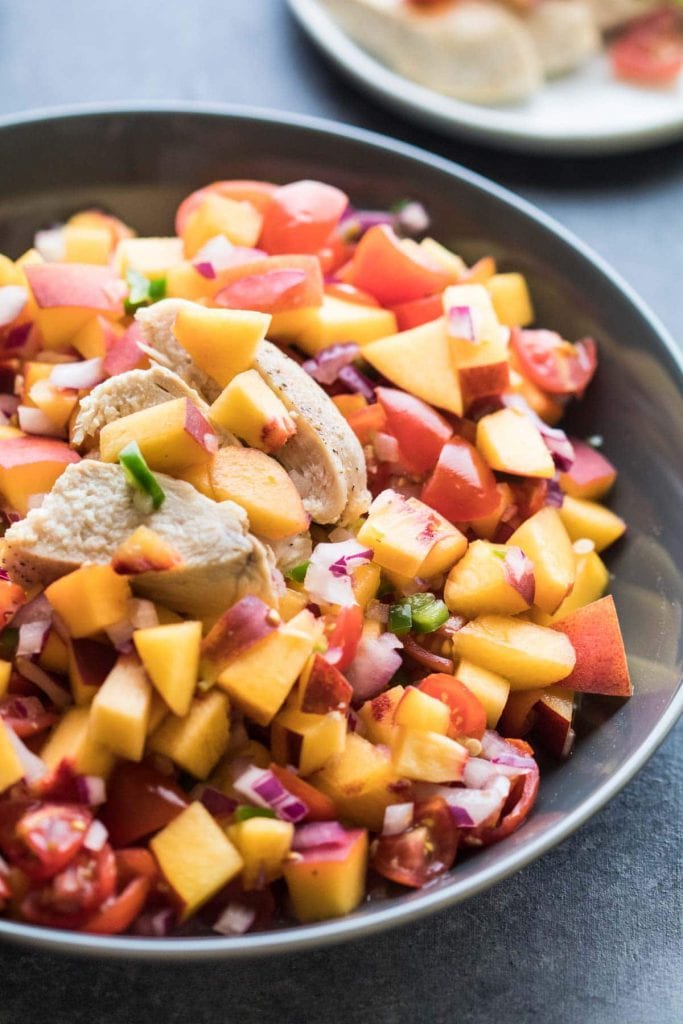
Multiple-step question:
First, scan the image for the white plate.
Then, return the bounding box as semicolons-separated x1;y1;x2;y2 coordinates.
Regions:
288;0;683;155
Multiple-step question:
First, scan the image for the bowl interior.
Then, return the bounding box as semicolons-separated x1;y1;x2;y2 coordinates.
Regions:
0;108;681;958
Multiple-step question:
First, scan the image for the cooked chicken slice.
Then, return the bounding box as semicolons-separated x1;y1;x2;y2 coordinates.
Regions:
585;0;660;31
71;365;238;450
2;461;275;620
267;532;313;574
136;300;370;525
321;0;543;105
524;1;599;77
136;299;221;401
253;342;369;525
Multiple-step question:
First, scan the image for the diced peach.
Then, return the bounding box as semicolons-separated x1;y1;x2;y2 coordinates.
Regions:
445;540;533;618
227;817;293;890
499;687;543;737
459;361;510;410
209;369;296;453
507;366;564;426
470;483;514;542
0;436;80;516
111;525;184;575
208;446;309;541
148;690;230;779
454;660;510;728
37;630;69;675
294;654;352;716
391;727;468;783
558;496;626;552
357;685;405;747
332;393;367;419
0;661;9;700
26;264;124;348
560;441;616;500
284;827;368;923
63;224;112;264
393;686;450;735
358;489;467;579
452;615;576;689
476;408;555;479
217;610;322;726
99;397;217;473
534;687;575;759
509;508;575;615
72;315;123;360
532;542;609;626
0;718;25;793
45;564;131;639
114;237;184;279
151;801;243;920
173;305;270;388
165;260;215;301
269;295;397;355
89;653;153;761
40;706;116;778
419;238;466;280
442;284;507;371
351;561;382;609
271;708;347;775
133;620;202;717
551;595;631;697
182;194;263;256
486;273;534;328
362;318;464;415
28;379;78;431
67;637;118;706
310;733;405;831
278;587;308;622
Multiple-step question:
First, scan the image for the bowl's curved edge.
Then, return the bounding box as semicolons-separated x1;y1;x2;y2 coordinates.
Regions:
0;102;680;960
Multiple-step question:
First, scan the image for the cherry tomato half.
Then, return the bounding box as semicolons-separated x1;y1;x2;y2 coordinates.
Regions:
347;225;449;307
10;803;93;881
376;387;453;475
510;329;597;397
20;843;117;929
463;765;540;847
418;674;487;740
371;797;459;888
80;849;159;935
610;10;683;86
421;436;499;522
259;180;348;255
323;605;363;673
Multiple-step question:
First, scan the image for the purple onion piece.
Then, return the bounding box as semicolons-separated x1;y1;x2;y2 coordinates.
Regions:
336;364;376;402
292;821;349;851
302;343;360;386
503;546;535;606
447;305;476;343
546;478;564;509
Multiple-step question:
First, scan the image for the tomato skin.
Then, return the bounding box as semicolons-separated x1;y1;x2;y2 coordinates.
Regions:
80;849;159;935
421;436;499;522
347;225;450;306
371;798;459;888
390;293;443;331
5;803;94;882
323;605;363;672
259;180;348;255
610;11;683;86
510;329;597;397
376;387;453;474
268;764;337;821
317;233;352;277
345;402;388;446
175;179;277;236
464;765;540;847
20;843;117;929
418;674;487;740
100;762;188;849
325;282;379;307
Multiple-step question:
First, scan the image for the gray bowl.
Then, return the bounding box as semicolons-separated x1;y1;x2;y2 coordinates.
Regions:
0;104;680;959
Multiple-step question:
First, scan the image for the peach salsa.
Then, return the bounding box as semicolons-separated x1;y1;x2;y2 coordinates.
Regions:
0;178;630;937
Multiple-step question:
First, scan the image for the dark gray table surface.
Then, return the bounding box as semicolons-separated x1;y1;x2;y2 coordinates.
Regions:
0;3;681;1022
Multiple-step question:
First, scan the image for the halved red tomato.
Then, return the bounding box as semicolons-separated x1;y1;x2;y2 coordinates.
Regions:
390;293;443;331
371;797;459;888
322;604;363;673
175;179;277;236
20;843;117;929
464;765;540;847
510;329;597;397
345;402;387;446
347;225;449;306
610;10;683;86
421;436;499;522
81;849;158;935
7;803;93;881
259;180;348;255
375;387;453;474
325;282;379;307
418;674;487;740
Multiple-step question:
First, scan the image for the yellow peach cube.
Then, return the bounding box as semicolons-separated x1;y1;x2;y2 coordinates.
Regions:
445;540;533;618
454;660;510;729
133;620;202;717
89;653;153;761
558;496;626;553
271;709;347;775
182;194;263;256
309;733;404;832
391;728;468;783
486;273;534;328
284;828;368;923
99;397;216;473
40;706;116;778
0;719;25;793
209;369;296;453
393;686;451;735
173;305;270;388
509;507;576;615
148;689;230;780
45;564;131;638
227;817;294;890
477;408;555;479
452;615;576;689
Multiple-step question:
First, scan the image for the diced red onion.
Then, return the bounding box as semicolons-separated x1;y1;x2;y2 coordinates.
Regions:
17;404;62;437
0;394;19;417
491;754;537;770
16;620;51;657
463;757;523;789
503;546;535;605
546;479;564;509
194;262;216;280
373;432;401;464
0;286;28;327
366;600;389;624
83;819;109;851
15;657;72;710
133;908;176;937
302;343;360;386
396;201;430;236
105;619;134;653
213;903;256;936
192;784;238;818
12;593;51;632
128;598;159;630
233;766;308;823
50;357;104;391
345;631;403;701
34;226;65;262
76;775;107;807
5;727;46;783
291;821;349;851
335;364;376;402
338;209;395;242
415;782;508;829
304;540;373;607
481;730;536;769
447;305;476;343
382;802;414;836
193;235;266;273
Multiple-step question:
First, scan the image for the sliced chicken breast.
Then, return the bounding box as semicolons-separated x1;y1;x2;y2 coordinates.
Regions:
321;0;543;105
71;365;237;450
135;300;370;525
2;461;276;620
524;1;599;77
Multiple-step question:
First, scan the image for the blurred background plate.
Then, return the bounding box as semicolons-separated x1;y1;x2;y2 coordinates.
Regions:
288;0;683;156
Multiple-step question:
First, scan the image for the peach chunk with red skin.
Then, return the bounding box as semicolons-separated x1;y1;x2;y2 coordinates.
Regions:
551;595;632;697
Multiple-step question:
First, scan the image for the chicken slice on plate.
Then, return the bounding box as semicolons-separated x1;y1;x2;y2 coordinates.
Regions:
584;0;661;30
70;365;238;450
320;0;543;104
523;0;600;77
1;460;276;621
136;299;370;526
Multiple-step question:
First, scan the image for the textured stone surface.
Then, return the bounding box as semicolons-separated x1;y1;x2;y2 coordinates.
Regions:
0;3;680;1021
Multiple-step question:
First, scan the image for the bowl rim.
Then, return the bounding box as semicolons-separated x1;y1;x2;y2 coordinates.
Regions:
0;101;680;960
